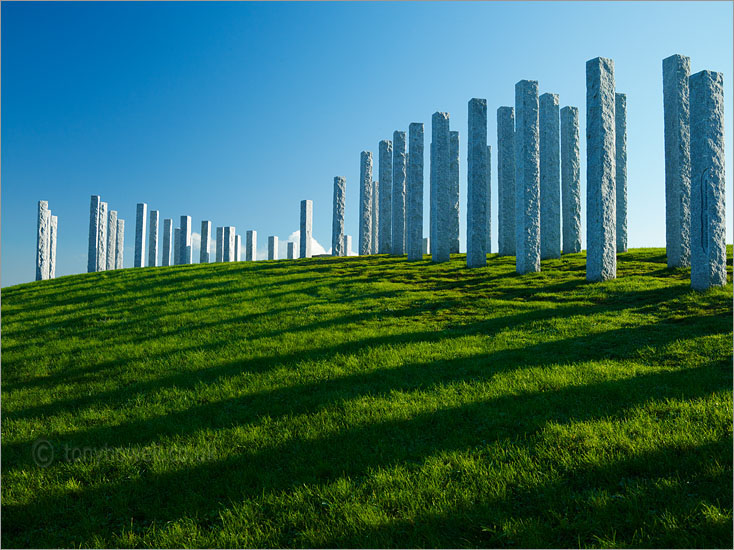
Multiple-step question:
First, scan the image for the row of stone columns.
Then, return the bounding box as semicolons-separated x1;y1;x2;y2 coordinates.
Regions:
87;195;124;274
36;201;58;281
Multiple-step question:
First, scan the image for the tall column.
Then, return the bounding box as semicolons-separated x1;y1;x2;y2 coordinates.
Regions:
392;131;407;255
287;241;296;259
586;57;617;282
371;180;379;254
515;80;541;274
179;215;192;265
148;210;159;267
467;98;488;268
107;210;118;270
540;93;561;260
300;199;313;258
161;219;173;266
246;230;257;261
222;227;231;261
449;130;460;254
36;200;51;281
97;202;108;272
200;220;212;263
87;195;101;273
116;219;125;269
690;70;726;291
134;203;147;268
486;145;492;253
344;235;352;256
49;215;58;279
406;122;424;261
615;93;628;253
497;107;516;256
561;106;582;254
359;151;373;255
173;228;181;265
235;234;242;261
663;54;691;268
432;111;451;263
430;141;435;257
216;227;224;262
332;176;346;256
268;236;279;260
378;139;393;254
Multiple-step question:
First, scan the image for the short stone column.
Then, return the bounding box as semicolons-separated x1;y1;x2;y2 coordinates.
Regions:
300;200;313;258
663;54;691;268
49;215;58;279
616;93;628;252
690;70;726;290
432;111;451;263
148;210;159;267
422;237;430;255
378;139;393;254
246;230;256;261
179;215;192;265
467;98;489;268
449;130;460;254
162;219;173;266
216;227;224;262
515;80;541;274
173;228;181;265
332;176;346;256
107;210;118;270
359;151;373;255
287;241;296;259
371;180;379;254
134;203;147;268
88;195;101;273
268;236;278;260
392;131;407;255
36;200;51;281
406;122;424;261
116;219;125;269
586;57;617;282
235;234;242;261
344;235;352;255
497;107;516;256
223;227;234;262
561;106;582;253
97;202;108;272
200;221;212;263
540;93;561;260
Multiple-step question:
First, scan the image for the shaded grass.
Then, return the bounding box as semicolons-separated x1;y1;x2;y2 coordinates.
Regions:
1;247;732;548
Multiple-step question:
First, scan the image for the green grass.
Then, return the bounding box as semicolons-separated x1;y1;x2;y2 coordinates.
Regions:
2;248;732;548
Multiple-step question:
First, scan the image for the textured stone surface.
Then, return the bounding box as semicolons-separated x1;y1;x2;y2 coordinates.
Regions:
432;112;451;263
615;93;628;252
173;228;181;265
422;237;430;255
36;200;51;281
200;221;212;263
88;195;101;273
300;199;313;258
223;227;233;262
515;80;541;274
378;139;393;254
235;234;242;262
586;57;617;282
148;210;159;267
392;131;407;255
540;93;561;260
344;235;352;255
371;180;379;254
216;226;224;262
268;235;278;260
406;123;424;261
49;215;57;279
487;145;492;254
663;54;691;268
116;219;125;269
287;241;296;259
179;215;192;265
430;141;435;257
332;176;346;256
134;203;147;268
467;98;488;268
246;229;256;261
359;151;373;255
162;219;173;266
107;210;118;270
449;130;460;254
497;107;515;256
690;70;726;290
97;202;108;272
560;106;582;253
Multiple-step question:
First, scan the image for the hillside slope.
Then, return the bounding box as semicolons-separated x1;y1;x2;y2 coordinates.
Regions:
2;248;733;548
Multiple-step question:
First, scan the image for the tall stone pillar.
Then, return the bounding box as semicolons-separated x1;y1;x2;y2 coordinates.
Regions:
359;151;373;255
49;215;58;279
287;241;296;259
162;219;173;266
690;70;726;291
430;141;435;257
134;203;147;268
497;107;516;256
392;131;407;255
432;111;451;263
200;220;212;263
467;98;489;268
515;80;541;274
268;236;279;260
216;227;224;262
422;237;430;255
97;202;108;272
235;234;242;261
36;200;51;281
148;210;159;267
561;106;582;253
300;199;313;258
378;139;393;254
116;219;125;269
663;54;691;268
449;130;460;254
222;227;233;262
179;215;192;265
371;180;379;254
344;235;352;255
87;195;101;273
246;230;257;261
406;122;424;261
486;145;492;253
540;93;561;260
332;176;346;256
615;93;628;252
586;57;617;282
107;210;118;270
173;228;181;264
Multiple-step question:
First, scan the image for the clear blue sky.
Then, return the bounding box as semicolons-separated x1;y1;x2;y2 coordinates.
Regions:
2;1;732;287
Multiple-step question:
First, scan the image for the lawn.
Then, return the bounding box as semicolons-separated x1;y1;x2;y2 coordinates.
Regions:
2;248;732;548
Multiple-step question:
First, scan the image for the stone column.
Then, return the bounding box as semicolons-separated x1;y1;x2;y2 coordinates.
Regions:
179;215;192;265
615;93;628;252
116;219;125;269
497;107;516;256
467;98;488;268
332;176;346;256
663;54;691;268
344;235;352;255
200;221;212;263
222;227;233;261
134;203;147;268
449;130;460;254
406;122;424;261
422;237;430;255
36;200;51;281
586;57;617;282
378;139;393;254
268;236;279;260
432;111;451;263
540;93;561;260
148;210;159;267
300;199;313;258
690;70;726;290
515;80;541;274
287;241;296;259
49;215;58;279
235;234;242;261
107;210;118;270
173;228;181;265
561;106;582;253
487;145;492;253
430;141;435;257
97;202;108;272
162;219;173;266
216;227;224;262
87;195;101;273
359;151;373;255
371;180;379;254
392;131;407;255
246;230;257;261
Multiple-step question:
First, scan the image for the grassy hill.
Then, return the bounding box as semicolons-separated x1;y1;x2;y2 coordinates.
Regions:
2;248;732;548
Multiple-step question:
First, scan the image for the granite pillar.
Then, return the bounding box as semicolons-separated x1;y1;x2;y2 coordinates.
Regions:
200;220;212;263
487;145;492;254
116;219;125;269
148;210;159;267
223;227;235;262
344;235;352;256
87;195;101;273
97;202;108;272
36;200;51;281
287;241;296;259
432;111;451;263
540;93;561;260
497;107;516;256
449;130;460;254
378;139;393;254
216;226;224;262
235;234;242;262
173;228;181;265
332;176;346;256
179;215;192;265
268;236;278;260
134;203;147;268
246;229;256;261
359;151;373;255
561;106;582;253
162;219;173;266
467;98;488;268
49;215;58;279
422;237;430;255
392;131;407;255
615;93;628;252
406;122;424;261
371;180;379;254
300;199;313;258
107;210;118;270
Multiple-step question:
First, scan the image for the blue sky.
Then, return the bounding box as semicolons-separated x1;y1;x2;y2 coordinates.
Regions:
2;1;732;287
